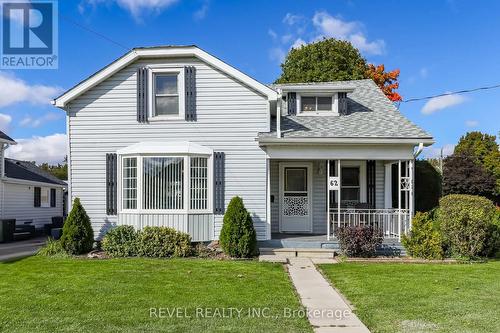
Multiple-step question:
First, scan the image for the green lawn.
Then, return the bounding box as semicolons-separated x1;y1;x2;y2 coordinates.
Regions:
0;257;311;333
319;261;500;333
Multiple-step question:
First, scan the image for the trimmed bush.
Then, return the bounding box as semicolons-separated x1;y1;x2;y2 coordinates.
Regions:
484;210;500;258
337;225;383;257
102;225;138;257
136;227;191;258
219;196;258;258
402;212;444;259
37;238;69;257
437;194;497;258
60;198;94;255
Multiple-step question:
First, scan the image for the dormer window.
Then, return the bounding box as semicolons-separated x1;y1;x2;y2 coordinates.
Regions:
301;96;333;112
148;67;185;120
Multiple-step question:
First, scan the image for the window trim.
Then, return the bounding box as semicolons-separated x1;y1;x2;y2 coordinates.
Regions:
296;93;339;116
118;153;213;214
148;67;185;121
339;161;367;203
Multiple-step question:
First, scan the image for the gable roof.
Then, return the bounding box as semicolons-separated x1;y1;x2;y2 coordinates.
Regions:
259;79;434;145
4;158;67;186
53;45;277;108
0;130;16;144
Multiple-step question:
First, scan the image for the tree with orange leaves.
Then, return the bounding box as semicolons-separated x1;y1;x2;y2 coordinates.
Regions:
366;64;402;102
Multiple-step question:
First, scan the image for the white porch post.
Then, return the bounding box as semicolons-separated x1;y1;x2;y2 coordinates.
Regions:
327;160;330;241
398;160;401;241
384;162;392;209
337;160;341;231
409;159;414;230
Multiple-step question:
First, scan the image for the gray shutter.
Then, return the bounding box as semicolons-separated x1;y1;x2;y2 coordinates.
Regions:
287;92;297;115
106;153;118;215
213;152;225;214
137;67;148;123
338;92;348;115
185;66;196;121
367;160;376;208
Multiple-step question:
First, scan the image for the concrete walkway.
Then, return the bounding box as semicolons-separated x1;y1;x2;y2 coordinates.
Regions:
0;237;47;262
287;258;370;333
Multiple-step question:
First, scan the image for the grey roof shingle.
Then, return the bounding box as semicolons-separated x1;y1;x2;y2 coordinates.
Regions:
259;79;432;140
0;130;15;143
4;158;67;186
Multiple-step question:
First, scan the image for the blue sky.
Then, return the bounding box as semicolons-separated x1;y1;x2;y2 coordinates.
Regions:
1;0;499;163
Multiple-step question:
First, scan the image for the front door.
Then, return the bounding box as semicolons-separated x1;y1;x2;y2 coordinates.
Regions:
280;163;312;233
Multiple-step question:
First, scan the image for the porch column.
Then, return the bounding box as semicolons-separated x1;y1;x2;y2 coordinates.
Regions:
337;160;341;231
384;162;392;209
408;159;414;229
398;160;401;241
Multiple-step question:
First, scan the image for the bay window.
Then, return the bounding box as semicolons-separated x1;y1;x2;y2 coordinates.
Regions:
120;154;210;212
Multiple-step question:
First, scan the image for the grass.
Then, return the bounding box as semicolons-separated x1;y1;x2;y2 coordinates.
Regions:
319;261;500;333
0;257;311;333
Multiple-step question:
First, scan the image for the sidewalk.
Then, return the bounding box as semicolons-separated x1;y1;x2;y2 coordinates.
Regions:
0;237;47;262
287;258;370;333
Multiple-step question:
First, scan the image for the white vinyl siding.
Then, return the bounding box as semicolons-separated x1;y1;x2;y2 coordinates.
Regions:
67;57;269;240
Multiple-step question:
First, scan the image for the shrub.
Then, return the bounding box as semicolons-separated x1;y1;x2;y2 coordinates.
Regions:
484;209;500;258
415;160;442;212
437;194;497;258
37;238;69;257
219;196;258;258
402;212;444;259
336;225;383;257
136;227;192;258
102;225;138;257
60;198;94;255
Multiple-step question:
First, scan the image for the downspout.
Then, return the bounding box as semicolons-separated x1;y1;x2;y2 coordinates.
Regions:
413;142;424;158
276;89;282;138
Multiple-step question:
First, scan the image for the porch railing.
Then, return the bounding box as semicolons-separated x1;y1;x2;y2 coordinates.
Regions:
329;208;411;240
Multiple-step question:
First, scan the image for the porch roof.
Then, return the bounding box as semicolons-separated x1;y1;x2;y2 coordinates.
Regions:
258;79;433;145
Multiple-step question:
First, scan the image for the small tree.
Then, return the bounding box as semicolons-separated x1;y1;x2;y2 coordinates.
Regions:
442;153;496;199
60;198;94;254
219;196;257;258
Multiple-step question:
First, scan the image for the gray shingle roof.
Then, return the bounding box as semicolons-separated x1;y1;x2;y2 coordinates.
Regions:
259;79;432;140
0;130;15;143
4;158;67;186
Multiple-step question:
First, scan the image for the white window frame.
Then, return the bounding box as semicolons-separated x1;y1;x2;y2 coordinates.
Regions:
40;187;50;208
148;67;185;121
118;154;212;214
339;160;367;203
297;93;339;116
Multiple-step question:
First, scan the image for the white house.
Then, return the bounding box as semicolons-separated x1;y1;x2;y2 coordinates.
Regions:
0;131;66;229
53;45;433;242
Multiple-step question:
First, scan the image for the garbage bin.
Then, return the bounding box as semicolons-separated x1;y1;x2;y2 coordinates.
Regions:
0;219;16;243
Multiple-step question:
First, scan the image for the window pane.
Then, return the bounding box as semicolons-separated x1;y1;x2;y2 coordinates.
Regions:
143;157;184;210
122;157;137;209
317;97;332;111
155;75;178;94
155;96;179;116
342;167;359;186
341;188;360;201
190;157;208;210
301;97;316;111
285;168;307;192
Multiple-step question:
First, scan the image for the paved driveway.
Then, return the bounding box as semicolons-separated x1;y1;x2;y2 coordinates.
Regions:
0;237;47;262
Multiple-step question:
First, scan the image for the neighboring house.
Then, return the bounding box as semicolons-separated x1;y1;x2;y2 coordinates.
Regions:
53;45;433;242
0;131;66;229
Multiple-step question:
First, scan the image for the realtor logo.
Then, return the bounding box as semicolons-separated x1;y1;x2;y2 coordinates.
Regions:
1;0;58;69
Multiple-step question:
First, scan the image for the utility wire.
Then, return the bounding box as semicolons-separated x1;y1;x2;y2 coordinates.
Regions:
60;14;130;51
401;83;500;103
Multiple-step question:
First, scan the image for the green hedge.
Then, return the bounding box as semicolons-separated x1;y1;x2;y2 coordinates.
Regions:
102;226;192;258
437;194;497;258
402;212;444;259
219;196;258;258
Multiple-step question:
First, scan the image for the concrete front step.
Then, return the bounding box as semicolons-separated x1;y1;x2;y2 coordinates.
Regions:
259;247;338;259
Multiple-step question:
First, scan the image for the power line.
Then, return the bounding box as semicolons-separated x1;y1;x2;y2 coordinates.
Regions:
60;14;130;51
401;83;500;103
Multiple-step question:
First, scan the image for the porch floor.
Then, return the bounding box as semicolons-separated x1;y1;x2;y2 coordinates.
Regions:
258;233;405;256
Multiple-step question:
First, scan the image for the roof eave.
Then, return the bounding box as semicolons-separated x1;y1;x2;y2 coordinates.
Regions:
257;137;435;146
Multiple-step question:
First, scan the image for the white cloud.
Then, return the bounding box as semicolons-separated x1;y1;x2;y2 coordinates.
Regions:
84;0;178;20
19;112;63;128
193;0;209;20
291;38;306;49
268;29;278;40
269;47;286;63
0;72;62;108
283;13;303;26
465;120;479;127
421;93;467;115
423;144;455;159
5;133;67;164
0;113;12;133
312;11;385;55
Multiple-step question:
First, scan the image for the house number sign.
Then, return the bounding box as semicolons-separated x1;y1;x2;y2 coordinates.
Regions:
328;177;340;191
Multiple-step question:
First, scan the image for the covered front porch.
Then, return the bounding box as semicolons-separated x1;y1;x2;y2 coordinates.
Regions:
267;157;414;242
